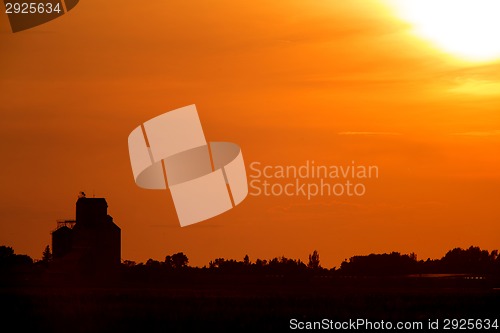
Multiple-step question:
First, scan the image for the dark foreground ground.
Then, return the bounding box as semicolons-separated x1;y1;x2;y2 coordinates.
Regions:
1;276;499;332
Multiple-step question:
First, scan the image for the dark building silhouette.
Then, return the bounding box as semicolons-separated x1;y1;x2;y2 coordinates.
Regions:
51;196;121;276
52;222;73;259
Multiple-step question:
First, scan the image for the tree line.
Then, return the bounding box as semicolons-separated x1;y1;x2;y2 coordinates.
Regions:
1;245;499;276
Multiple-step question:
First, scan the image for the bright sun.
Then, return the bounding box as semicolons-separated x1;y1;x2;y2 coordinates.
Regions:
388;0;500;62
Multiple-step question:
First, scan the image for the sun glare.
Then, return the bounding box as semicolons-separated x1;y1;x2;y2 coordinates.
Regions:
388;0;500;62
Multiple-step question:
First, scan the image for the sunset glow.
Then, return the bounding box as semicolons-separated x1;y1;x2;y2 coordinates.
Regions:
388;0;500;61
1;0;499;268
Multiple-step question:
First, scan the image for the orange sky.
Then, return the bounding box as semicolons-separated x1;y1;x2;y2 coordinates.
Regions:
1;0;499;268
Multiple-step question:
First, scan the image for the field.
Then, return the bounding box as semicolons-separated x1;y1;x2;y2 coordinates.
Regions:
1;276;499;332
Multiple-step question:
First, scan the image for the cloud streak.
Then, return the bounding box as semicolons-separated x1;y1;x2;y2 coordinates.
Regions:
338;132;402;136
452;130;500;137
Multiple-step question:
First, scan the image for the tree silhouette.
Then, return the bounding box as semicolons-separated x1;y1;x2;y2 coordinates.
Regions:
440;246;494;273
255;259;267;268
3;243;500;281
122;260;136;267
340;252;418;275
0;245;14;259
164;255;173;268
146;258;161;268
0;245;33;270
42;245;52;263
171;252;189;269
308;250;321;270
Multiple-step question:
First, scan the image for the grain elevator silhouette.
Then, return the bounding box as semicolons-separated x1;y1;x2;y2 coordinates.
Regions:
51;193;120;276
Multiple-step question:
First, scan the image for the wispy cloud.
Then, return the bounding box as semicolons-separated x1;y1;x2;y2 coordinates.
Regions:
452;130;500;137
449;78;500;96
338;131;401;136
